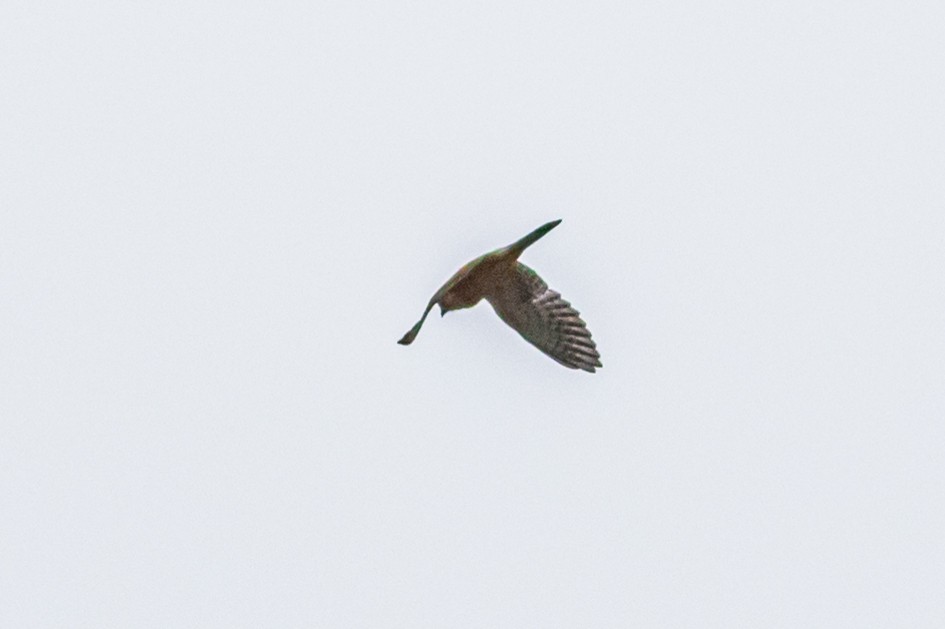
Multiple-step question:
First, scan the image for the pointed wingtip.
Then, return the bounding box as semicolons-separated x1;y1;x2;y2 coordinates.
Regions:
541;219;563;235
398;321;422;345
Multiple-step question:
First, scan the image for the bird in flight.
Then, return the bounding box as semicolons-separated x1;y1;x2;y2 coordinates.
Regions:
398;220;602;372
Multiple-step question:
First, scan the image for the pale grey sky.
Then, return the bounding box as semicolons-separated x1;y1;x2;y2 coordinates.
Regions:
2;1;944;627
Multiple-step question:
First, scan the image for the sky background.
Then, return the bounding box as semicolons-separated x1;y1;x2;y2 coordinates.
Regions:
2;1;944;627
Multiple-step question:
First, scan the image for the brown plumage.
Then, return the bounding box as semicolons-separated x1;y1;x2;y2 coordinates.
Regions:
397;220;602;372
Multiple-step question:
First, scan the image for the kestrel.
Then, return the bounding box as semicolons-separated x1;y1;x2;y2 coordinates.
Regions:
398;220;602;372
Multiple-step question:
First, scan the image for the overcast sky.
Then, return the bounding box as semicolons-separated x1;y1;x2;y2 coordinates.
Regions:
2;1;944;627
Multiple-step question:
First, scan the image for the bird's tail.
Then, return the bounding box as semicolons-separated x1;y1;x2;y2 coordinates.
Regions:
507;219;562;258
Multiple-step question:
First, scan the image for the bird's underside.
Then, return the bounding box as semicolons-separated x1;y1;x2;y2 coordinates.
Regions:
397;220;602;373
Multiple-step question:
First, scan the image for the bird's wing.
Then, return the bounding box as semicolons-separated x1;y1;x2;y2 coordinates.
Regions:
486;263;602;372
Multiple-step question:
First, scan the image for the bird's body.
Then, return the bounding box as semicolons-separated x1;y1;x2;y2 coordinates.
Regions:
398;220;602;372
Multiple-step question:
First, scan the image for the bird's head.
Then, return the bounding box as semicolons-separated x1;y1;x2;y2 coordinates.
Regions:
438;293;458;316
